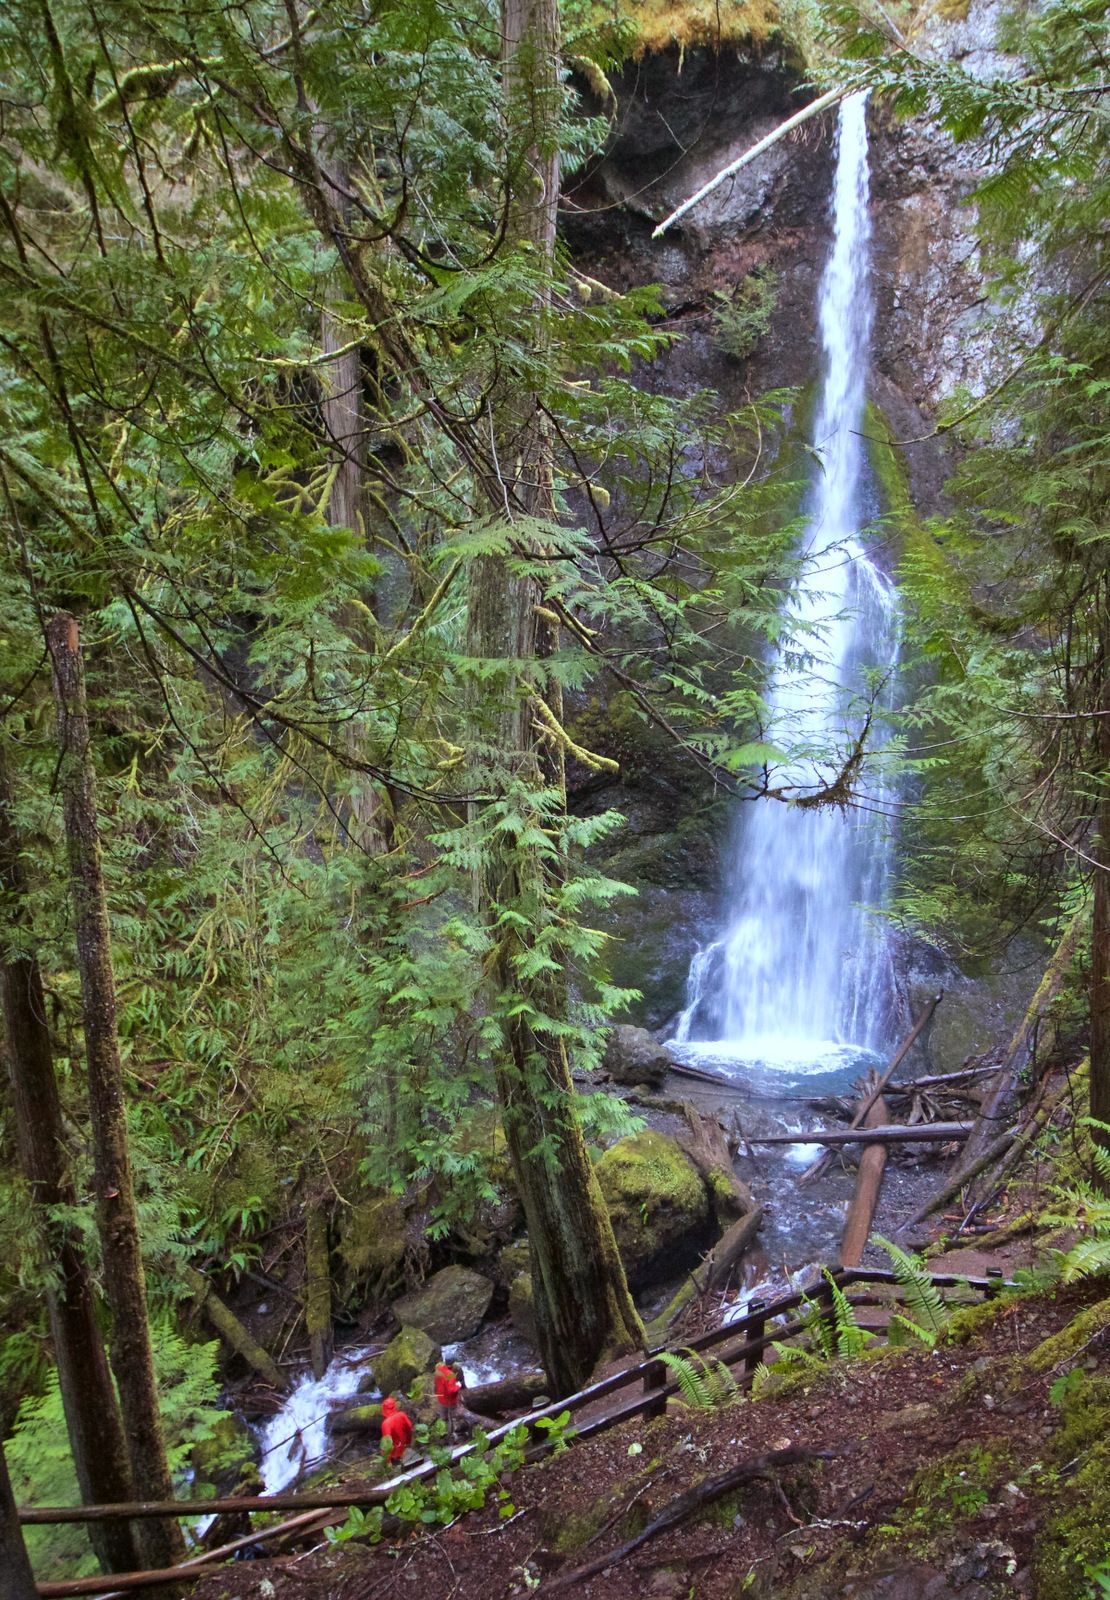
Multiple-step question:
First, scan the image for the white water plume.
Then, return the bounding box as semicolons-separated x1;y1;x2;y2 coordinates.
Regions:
674;93;900;1056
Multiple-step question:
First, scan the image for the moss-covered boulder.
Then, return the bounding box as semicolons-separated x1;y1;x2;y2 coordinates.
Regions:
596;1129;712;1288
327;1401;383;1438
391;1265;494;1343
371;1325;440;1399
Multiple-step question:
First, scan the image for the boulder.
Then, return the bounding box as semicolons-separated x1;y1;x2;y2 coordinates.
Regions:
603;1025;675;1088
391;1265;494;1344
371;1325;440;1399
596;1129;713;1288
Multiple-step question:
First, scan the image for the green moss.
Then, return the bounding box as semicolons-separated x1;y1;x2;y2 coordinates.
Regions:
596;1129;710;1286
1026;1295;1110;1373
944;1295;1010;1345
1035;1374;1110;1598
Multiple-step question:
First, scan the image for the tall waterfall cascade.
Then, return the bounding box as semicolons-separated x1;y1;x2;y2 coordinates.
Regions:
674;94;900;1063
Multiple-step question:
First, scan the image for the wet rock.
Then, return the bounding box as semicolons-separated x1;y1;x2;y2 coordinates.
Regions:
603;1025;675;1087
371;1324;440;1399
596;1129;713;1288
391;1265;494;1344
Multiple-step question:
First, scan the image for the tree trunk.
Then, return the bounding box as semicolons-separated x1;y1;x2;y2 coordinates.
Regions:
0;748;139;1575
1091;590;1110;1177
0;1438;37;1600
46;613;184;1571
304;1208;333;1380
459;0;643;1394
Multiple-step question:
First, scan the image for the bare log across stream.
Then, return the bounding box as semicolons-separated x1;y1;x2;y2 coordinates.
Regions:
464;1372;550;1417
751;1121;972;1147
799;993;943;1186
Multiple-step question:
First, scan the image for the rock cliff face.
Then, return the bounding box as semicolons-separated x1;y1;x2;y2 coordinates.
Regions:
563;11;1035;1038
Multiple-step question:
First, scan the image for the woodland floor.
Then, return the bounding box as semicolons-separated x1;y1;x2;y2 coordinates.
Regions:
186;1277;1109;1600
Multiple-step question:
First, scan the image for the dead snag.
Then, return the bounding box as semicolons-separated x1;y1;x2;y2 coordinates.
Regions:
839;1093;889;1268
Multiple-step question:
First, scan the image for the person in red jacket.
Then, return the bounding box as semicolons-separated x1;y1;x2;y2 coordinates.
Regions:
380;1396;413;1465
434;1362;463;1441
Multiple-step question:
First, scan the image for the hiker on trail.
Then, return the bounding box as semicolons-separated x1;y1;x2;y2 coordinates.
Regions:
434;1361;463;1441
380;1396;414;1464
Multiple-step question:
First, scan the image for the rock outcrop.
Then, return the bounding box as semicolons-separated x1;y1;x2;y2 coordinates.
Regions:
391;1265;494;1344
372;1325;440;1399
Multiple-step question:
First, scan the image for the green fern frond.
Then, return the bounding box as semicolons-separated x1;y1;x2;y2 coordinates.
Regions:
823;1269;869;1358
657;1348;741;1411
873;1234;949;1345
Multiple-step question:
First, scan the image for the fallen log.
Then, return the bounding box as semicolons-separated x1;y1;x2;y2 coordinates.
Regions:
665;1058;737;1088
799;994;943;1185
904;1074;1071;1234
181;1265;288;1393
753;1121;971;1147
538;1445;831;1594
676;1104;755;1223
646;1207;764;1338
839;1093;889;1268
464;1372;550;1418
889;1064;1000;1094
960;912;1083;1169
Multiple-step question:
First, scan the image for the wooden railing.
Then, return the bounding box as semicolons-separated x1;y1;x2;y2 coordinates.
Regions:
19;1264;1012;1598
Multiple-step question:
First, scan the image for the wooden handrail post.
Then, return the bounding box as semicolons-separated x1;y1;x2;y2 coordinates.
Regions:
744;1302;766;1375
642;1356;668;1418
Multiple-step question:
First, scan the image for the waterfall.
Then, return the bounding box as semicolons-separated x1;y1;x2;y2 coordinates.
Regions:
674;93;900;1058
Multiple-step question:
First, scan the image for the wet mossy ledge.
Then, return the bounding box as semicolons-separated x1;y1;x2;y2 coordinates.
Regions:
600;0;783;57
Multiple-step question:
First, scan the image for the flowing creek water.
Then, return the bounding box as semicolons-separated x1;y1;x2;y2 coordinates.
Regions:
251;95;912;1486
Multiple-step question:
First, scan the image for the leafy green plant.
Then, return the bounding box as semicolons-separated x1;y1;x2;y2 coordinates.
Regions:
1046;1122;1110;1282
658;1347;742;1410
4;1324;227;1580
711;268;779;362
872;1235;951;1347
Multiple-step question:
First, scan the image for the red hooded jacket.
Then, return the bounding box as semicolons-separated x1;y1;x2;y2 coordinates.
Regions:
380;1396;413;1463
434;1363;462;1408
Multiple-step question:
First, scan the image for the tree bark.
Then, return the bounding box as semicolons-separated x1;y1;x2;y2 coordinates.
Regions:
459;0;644;1394
0;1438;37;1600
304;1208;333;1380
46;613;184;1571
1091;591;1110;1177
0;747;139;1574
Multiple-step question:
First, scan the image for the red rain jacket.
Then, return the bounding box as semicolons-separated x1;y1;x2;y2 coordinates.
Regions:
434;1364;462;1408
380;1397;413;1462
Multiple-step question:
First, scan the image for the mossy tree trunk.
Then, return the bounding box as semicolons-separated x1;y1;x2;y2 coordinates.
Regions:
462;0;643;1396
1091;589;1110;1177
304;1206;333;1380
46;614;183;1571
0;747;139;1576
0;1439;36;1600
